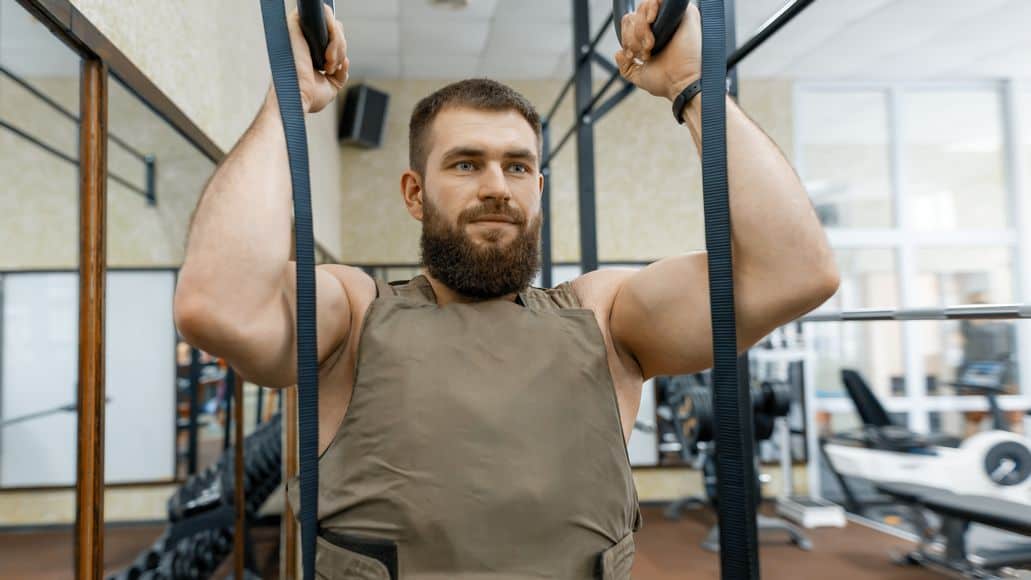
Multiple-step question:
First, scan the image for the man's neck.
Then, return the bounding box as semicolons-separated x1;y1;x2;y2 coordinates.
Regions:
421;270;519;306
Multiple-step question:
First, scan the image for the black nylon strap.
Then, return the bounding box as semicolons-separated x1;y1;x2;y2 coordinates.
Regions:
697;0;761;578
258;2;323;579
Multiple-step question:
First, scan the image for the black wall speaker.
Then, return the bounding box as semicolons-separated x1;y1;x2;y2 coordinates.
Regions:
338;84;389;149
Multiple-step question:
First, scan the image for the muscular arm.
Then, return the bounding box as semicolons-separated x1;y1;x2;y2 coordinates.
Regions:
606;2;837;379
609;95;838;379
174;8;361;388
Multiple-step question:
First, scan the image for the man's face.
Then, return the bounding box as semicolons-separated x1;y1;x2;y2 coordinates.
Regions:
403;107;544;299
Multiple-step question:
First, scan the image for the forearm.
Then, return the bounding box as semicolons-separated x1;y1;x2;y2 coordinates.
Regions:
680;95;833;281
178;88;292;315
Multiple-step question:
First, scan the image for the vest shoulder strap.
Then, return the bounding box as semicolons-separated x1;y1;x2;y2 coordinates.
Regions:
520;282;582;312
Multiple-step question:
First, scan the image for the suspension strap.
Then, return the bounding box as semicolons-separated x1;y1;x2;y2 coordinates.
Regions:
258;1;327;578
698;0;761;577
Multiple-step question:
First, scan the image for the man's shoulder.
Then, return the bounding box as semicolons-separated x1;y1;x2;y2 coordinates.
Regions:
319;264;377;305
568;268;637;313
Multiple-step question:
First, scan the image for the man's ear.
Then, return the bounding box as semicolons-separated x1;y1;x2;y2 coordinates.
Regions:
401;170;425;221
538;171;545;195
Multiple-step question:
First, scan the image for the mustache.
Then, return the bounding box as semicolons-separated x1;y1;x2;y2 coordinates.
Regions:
458;201;526;226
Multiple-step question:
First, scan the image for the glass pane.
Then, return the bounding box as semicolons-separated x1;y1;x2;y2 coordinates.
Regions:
914;246;1018;397
915;246;1015;306
0;0;82;574
106;74;218;487
797;90;893;228
812;321;904;401
811;249;901;401
903;89;1007;231
820;248;898;311
1023;89;1031;186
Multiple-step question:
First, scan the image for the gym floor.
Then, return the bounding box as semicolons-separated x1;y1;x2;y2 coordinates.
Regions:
0;505;938;579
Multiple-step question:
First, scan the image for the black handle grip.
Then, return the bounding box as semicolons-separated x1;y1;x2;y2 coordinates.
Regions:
298;0;334;71
613;0;689;56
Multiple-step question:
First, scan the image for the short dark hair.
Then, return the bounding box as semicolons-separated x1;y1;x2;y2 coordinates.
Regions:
409;78;542;176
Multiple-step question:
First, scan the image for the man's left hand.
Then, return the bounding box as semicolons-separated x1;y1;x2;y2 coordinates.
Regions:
615;0;701;102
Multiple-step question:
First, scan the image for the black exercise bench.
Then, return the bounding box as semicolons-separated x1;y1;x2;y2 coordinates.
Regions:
875;481;1031;578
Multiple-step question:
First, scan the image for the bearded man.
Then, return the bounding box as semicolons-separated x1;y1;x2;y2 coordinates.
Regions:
174;2;838;577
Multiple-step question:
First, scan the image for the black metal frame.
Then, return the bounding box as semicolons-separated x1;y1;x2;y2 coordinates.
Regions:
541;0;817;277
0;64;158;205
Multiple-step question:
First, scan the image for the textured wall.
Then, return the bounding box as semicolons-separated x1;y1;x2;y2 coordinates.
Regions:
68;0;345;257
337;78;794;264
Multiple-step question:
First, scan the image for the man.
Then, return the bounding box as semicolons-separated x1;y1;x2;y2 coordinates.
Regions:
174;2;838;578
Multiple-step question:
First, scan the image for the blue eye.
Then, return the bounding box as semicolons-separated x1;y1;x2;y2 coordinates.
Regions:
455;161;475;171
509;163;529;174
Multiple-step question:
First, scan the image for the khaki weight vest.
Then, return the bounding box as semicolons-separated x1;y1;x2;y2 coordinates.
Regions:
288;275;641;579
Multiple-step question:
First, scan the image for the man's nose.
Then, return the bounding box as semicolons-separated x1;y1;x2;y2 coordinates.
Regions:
477;163;511;202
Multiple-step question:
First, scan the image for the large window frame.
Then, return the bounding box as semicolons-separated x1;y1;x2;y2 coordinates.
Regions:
794;79;1031;496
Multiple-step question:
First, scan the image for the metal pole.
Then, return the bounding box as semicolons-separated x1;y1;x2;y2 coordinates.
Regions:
223;367;234;450
727;0;817;70
75;57;108;580
725;0;739;98
232;368;246;579
188;347;200;475
800;304;1031;322
544;12;615;124
541;123;554;288
572;0;599;273
256;386;265;427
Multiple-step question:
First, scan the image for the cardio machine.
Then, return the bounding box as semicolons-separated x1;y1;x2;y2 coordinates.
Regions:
822;367;1031;511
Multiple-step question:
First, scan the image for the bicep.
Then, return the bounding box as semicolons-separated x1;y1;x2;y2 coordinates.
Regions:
610;254;774;379
223;263;357;387
610;253;715;379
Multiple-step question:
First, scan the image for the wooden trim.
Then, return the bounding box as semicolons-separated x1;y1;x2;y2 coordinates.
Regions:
75;57;107;580
232;369;246;578
282;386;299;579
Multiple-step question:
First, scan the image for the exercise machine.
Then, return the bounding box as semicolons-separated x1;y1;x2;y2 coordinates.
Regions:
656;372;813;551
107;414;283;580
877;480;1031;578
822;369;1031;511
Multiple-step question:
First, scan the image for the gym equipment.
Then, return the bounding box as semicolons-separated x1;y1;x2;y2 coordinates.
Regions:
259;2;330;578
297;0;332;71
108;414;283;580
876;481;1031;578
612;0;689;56
802;303;1031;322
950;361;1012;431
658;374;812;552
822;370;1031;509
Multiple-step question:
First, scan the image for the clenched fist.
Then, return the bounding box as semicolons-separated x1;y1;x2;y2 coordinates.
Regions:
616;0;701;102
286;4;349;113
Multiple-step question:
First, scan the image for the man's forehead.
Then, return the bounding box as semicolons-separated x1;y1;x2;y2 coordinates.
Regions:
429;107;537;150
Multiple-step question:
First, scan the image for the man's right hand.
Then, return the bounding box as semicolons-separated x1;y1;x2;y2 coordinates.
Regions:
287;4;349;114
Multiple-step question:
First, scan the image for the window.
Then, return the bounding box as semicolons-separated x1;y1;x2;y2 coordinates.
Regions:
796;81;1029;448
915;247;1018;396
797;90;893;228
0;0;82;497
902;90;1008;231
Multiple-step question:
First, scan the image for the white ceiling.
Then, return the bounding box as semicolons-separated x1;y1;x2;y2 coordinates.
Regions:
1;0;1030;81
338;0;1031;81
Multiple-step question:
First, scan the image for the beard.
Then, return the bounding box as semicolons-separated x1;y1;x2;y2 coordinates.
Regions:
420;195;542;300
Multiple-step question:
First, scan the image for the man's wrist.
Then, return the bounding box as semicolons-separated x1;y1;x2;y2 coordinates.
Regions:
666;75;701;102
